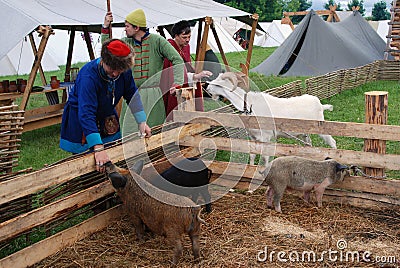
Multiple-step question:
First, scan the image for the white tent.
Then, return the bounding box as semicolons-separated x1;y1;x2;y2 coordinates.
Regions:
368;20;390;42
189;21;245;54
254;21;293;47
0;33;59;76
45;30;102;66
214;16;247;37
0;0;251;62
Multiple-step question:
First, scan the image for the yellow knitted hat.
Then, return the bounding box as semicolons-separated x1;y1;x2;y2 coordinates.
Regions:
125;8;147;27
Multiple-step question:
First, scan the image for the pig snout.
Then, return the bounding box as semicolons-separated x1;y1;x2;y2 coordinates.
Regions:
107;171;127;189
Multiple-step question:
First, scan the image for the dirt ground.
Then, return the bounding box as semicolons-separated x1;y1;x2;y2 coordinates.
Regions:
35;189;400;268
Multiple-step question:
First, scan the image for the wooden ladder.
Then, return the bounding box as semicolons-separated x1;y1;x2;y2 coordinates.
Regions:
385;0;400;60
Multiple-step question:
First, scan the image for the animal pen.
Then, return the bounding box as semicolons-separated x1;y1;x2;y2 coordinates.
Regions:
0;60;400;267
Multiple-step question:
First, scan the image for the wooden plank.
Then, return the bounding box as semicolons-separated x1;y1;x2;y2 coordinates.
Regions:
179;135;400;170
173;110;400;141
323;194;398;210
0;181;114;242
24;103;65;118
206;160;263;182
283;10;331;16
207;160;400;197
0;205;123;268
22;113;63;132
324;189;400;205
0;123;210;206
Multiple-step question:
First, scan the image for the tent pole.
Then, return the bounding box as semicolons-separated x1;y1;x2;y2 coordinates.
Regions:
64;27;76;83
240;13;258;90
195;19;203;61
107;0;112;38
20;26;53;110
210;21;230;72
195;17;211;73
28;33;47;86
82;26;95;60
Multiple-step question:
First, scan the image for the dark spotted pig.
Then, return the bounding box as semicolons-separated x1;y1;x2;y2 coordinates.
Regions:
105;160;204;265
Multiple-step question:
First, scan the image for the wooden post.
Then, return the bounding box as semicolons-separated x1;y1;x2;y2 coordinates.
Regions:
239;13;258;91
20;26;53;111
195;17;211;73
195;19;203;61
28;33;47;86
82;26;95;60
64;26;76;83
210;22;230;72
364;91;388;178
107;0;112;38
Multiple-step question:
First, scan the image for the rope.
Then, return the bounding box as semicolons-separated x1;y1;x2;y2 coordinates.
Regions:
15;37;25;75
351;165;387;179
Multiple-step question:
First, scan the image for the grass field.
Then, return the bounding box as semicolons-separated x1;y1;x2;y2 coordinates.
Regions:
1;46;399;172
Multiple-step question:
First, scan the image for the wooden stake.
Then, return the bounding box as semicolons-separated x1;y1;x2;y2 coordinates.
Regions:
107;0;112;39
364;91;388;178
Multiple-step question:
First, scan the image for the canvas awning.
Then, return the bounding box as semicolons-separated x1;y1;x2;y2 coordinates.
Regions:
0;0;252;61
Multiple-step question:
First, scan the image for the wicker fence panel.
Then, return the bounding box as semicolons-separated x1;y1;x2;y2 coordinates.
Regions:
377;60;400;80
305;61;385;99
263;80;303;97
305;72;339;99
0;105;24;177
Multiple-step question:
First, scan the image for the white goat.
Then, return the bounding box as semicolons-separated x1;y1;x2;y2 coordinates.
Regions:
207;72;337;165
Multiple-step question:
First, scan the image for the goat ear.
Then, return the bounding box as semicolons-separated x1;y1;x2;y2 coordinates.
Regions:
108;172;127;189
221;72;238;91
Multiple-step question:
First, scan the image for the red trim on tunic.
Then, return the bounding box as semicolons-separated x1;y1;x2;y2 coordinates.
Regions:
101;28;110;34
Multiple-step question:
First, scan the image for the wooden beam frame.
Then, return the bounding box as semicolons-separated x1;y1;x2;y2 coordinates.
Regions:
20;26;54;110
282;6;340;30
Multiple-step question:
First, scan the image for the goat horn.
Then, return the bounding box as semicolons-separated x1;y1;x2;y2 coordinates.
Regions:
220;72;238;91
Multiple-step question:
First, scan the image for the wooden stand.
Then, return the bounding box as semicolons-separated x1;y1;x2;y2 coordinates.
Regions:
364;91;388;178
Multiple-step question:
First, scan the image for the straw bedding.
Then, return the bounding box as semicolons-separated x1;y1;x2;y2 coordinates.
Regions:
34;188;399;268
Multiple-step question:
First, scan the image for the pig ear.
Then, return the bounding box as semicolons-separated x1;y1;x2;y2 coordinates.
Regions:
336;163;348;171
131;160;144;175
108;172;127;189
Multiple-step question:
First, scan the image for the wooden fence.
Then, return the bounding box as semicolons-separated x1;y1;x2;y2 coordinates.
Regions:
0;105;24;177
304;60;398;99
0;60;399;267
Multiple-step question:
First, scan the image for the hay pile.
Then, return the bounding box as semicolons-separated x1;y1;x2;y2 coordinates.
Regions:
35;190;399;268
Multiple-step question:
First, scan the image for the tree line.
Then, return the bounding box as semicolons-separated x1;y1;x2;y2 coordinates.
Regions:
214;0;391;21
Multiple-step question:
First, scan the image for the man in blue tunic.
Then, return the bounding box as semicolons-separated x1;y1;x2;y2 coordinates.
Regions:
60;39;151;172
